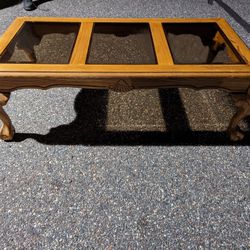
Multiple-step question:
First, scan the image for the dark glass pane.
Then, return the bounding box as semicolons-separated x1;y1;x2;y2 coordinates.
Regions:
0;22;80;64
86;23;157;64
163;23;244;64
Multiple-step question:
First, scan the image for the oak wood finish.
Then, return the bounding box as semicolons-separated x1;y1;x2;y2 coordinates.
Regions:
227;88;250;141
0;92;14;141
70;22;93;64
0;17;250;141
149;22;174;65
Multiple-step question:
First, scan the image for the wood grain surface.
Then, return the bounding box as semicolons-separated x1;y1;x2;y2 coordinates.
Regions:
0;17;249;141
0;17;249;91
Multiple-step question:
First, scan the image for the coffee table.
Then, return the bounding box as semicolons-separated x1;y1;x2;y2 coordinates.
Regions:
0;17;250;141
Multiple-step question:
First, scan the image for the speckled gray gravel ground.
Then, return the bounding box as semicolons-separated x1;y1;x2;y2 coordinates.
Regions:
0;0;250;249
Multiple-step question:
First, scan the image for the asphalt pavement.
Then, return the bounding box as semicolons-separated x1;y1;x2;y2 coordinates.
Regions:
0;0;249;249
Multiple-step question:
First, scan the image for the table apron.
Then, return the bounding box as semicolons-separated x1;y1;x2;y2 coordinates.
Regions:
0;76;249;93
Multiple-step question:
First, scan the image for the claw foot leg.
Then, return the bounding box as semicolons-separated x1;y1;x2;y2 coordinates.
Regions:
227;89;250;141
0;92;15;141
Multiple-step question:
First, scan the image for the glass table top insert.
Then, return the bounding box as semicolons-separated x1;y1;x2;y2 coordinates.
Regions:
0;22;80;64
162;22;244;64
86;23;157;65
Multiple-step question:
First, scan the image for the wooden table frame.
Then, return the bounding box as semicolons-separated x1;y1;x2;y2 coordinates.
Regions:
0;17;250;141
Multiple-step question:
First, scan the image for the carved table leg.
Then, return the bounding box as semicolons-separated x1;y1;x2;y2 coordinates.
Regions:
0;92;15;141
227;89;250;141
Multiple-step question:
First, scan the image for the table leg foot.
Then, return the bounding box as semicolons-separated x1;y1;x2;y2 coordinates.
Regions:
227;90;250;141
0;92;15;141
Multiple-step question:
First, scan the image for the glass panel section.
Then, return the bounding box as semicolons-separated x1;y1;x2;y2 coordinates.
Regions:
0;22;80;64
163;23;244;64
86;23;157;64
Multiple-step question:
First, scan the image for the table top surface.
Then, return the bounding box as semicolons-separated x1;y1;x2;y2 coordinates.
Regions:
0;17;249;77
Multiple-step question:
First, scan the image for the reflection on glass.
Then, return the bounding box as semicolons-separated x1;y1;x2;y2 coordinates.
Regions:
163;23;244;64
0;22;80;64
86;23;157;64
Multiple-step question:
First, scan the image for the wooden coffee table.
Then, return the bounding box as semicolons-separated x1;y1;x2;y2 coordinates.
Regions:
0;17;250;141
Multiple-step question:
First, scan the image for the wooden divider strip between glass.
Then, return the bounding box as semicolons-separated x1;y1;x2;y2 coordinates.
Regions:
149;22;174;65
70;22;93;64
